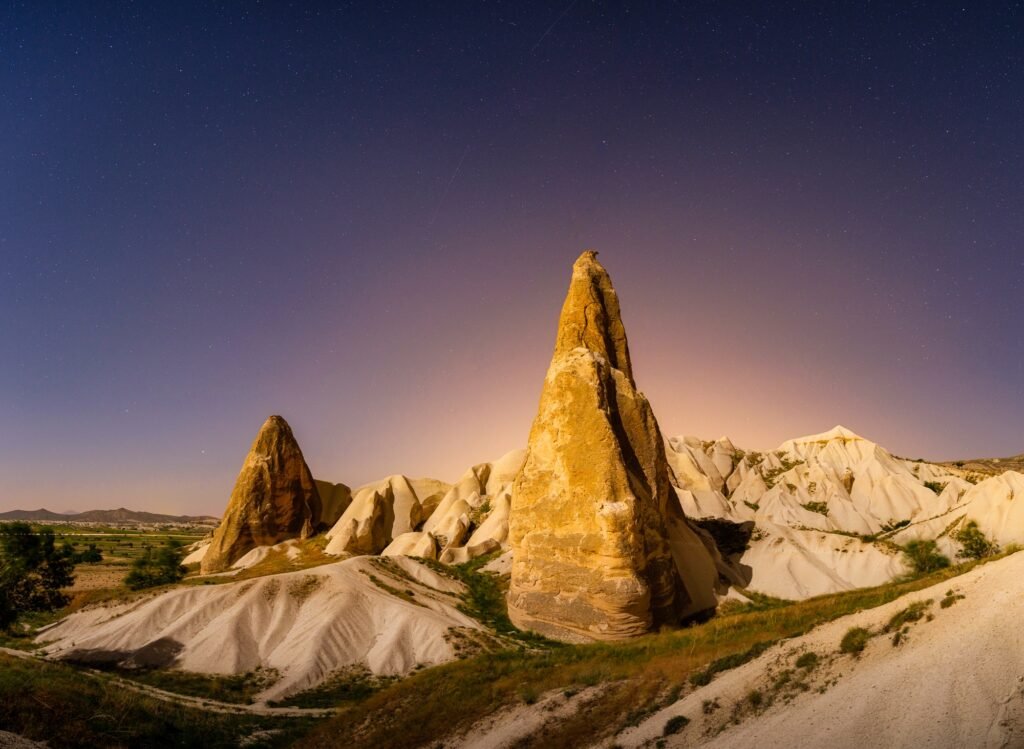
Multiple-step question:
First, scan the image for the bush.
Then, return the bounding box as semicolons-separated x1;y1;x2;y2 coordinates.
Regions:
952;521;997;560
125;540;186;590
940;590;965;608
901;540;950;574
663;715;689;735
0;523;76;629
795;651;819;670
839;627;871;655
883;601;930;633
923;481;946;495
69;543;103;564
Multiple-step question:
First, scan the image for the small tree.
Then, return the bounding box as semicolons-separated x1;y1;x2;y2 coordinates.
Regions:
953;520;997;560
0;523;76;629
125;539;186;590
901;539;951;575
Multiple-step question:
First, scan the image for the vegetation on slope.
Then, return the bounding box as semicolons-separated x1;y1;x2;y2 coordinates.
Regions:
0;653;307;749
299;550;1018;749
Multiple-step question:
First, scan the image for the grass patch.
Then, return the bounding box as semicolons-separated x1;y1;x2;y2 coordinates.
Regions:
902;540;951;574
839;627;871;655
794;651;819;670
883;600;931;633
940;589;966;608
0;653;308;748
801;502;829;516
363;572;425;607
112;667;279;705
663;714;689;735
689;640;773;686
421;553;554;647
270;667;398;709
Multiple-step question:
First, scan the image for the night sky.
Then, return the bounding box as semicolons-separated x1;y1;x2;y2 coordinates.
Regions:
3;2;1023;515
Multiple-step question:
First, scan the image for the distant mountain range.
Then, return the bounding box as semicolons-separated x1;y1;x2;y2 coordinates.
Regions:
0;507;219;525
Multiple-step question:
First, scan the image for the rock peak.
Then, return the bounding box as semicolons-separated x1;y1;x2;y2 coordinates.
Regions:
509;253;717;642
554;249;633;380
201;414;322;573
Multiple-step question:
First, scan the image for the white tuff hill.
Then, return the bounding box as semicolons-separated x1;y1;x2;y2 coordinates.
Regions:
668;425;1024;599
614;549;1024;748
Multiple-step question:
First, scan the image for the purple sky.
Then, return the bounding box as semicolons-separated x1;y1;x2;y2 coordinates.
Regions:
2;2;1022;515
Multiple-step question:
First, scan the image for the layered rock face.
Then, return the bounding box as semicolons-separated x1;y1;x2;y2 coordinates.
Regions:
508;251;712;642
201;415;322;573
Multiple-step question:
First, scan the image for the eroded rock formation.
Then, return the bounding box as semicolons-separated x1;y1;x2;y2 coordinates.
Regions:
508;251;715;642
201;415;322;573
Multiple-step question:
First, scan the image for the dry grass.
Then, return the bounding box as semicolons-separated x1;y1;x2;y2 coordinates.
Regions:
0;653;304;748
194;537;338;585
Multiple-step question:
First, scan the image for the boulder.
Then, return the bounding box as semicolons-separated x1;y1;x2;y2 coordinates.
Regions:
325;488;394;555
382;531;439;560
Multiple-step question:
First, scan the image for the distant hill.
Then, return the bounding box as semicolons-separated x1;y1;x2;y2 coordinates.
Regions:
940;454;1024;477
0;507;219;525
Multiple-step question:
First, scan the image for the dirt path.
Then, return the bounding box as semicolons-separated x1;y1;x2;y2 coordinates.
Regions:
0;647;335;718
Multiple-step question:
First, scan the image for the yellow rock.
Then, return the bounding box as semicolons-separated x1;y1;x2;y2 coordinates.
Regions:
508;251;715;642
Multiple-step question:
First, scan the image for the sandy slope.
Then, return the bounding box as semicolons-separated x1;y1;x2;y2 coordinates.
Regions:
36;556;482;701
614;551;1024;749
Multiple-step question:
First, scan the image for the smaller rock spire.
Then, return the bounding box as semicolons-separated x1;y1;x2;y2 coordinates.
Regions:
201;415;322;573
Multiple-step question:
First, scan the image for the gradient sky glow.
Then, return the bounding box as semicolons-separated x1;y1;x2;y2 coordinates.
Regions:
2;2;1023;515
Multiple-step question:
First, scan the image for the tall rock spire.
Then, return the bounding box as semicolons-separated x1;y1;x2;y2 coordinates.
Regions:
508;251;710;641
201;415;322;573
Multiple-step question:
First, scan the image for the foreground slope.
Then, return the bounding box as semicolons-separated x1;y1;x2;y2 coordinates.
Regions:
617;550;1024;748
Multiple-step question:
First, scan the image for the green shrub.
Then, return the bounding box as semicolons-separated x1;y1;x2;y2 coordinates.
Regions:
0;523;76;629
747;689;763;708
952;521;997;560
923;481;946;495
125;539;186;590
518;684;539;704
663;715;689;735
883;601;931;633
69;543;103;563
940;590;965;608
839;627;871;655
901;540;950;575
801;501;829;516
795;651;819;670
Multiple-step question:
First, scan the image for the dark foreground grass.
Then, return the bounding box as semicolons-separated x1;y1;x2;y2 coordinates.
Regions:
269;668;398;709
299;552;1013;749
0;654;312;749
108;666;279;705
